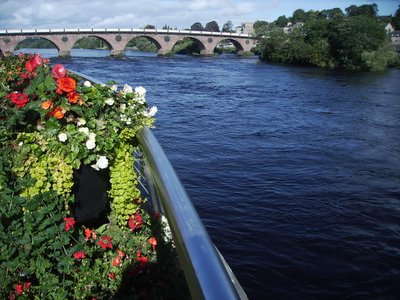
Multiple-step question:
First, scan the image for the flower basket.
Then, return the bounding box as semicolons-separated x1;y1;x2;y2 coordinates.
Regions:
0;54;188;299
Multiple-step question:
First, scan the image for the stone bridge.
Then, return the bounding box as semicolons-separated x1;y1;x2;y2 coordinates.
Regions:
0;28;256;57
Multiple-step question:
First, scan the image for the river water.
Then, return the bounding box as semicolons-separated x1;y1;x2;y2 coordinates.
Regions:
18;49;400;299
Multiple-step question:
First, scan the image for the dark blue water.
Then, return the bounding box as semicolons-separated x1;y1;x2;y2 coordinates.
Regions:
27;49;400;299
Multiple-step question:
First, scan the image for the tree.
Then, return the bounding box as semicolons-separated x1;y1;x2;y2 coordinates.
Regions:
222;21;233;32
162;24;172;30
345;4;378;18
392;5;400;30
292;9;307;22
253;20;270;37
328;15;387;69
318;8;344;20
275;15;288;27
190;22;203;31
144;24;155;29
204;21;220;32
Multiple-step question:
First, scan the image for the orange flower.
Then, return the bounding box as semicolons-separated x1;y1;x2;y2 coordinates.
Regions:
67;91;79;104
149;237;157;251
41;100;53;110
57;77;76;94
52;107;64;119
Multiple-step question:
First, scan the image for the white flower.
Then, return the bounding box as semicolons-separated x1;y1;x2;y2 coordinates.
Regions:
88;132;96;141
77;118;86;126
86;139;96;150
122;84;133;94
18;141;23;147
110;84;118;92
79;127;89;135
135;86;146;97
58;133;68;142
120;104;126;112
143;106;158;117
84;81;91;87
36;123;45;131
126;117;132;125
105;98;115;106
91;155;109;171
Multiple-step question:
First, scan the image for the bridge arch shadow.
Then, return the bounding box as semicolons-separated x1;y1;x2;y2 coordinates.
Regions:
215;38;245;55
14;37;59;55
125;36;160;54
172;37;206;55
72;35;111;55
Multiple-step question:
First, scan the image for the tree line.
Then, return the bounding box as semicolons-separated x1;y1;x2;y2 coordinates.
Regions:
255;4;400;71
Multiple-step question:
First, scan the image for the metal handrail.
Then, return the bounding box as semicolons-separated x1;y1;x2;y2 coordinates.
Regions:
70;70;247;299
137;127;243;299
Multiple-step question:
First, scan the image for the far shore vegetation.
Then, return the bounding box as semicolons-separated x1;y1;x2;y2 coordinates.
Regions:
15;4;400;71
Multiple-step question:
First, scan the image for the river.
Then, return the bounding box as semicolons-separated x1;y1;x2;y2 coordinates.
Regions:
17;49;400;299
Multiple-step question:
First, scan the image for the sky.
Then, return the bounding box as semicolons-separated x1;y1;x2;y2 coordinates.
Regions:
0;0;398;30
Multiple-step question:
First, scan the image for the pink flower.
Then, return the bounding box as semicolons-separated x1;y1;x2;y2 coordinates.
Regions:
63;217;75;231
25;54;42;72
51;64;67;79
73;251;86;260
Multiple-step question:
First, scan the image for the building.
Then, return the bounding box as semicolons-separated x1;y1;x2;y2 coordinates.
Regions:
235;22;254;35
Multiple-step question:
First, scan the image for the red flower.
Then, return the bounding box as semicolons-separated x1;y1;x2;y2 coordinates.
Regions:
63;217;75;231
112;256;122;267
107;272;115;280
128;212;143;231
23;282;31;291
52;64;67;79
84;228;96;241
56;77;76;94
25;54;42;72
112;249;125;266
98;236;112;249
73;251;86;260
149;237;157;251
14;284;23;295
136;251;148;268
67;91;79;104
7;92;29;108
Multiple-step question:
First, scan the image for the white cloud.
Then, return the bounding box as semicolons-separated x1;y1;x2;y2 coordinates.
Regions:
0;0;398;29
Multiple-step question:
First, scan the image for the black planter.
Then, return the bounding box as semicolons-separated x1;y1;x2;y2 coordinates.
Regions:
71;165;111;228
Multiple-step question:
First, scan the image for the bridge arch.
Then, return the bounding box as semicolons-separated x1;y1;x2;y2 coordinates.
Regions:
15;37;59;52
125;35;161;53
72;35;112;51
172;37;207;55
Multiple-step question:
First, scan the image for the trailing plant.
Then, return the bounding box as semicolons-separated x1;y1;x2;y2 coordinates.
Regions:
0;53;188;299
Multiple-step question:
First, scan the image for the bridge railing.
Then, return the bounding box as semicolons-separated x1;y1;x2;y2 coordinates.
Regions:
0;28;253;38
71;70;248;300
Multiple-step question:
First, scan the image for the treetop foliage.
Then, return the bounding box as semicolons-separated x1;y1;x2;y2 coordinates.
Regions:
259;3;399;71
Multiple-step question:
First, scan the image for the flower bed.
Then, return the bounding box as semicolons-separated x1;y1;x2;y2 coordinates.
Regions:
0;54;188;299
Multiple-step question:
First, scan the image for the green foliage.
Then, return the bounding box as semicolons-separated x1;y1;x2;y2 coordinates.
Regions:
222;20;234;33
205;21;220;32
0;54;188;299
260;4;397;71
15;38;56;50
109;142;141;226
73;36;109;49
126;37;158;52
190;22;204;31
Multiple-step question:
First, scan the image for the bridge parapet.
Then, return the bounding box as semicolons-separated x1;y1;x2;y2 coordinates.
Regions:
0;28;256;57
